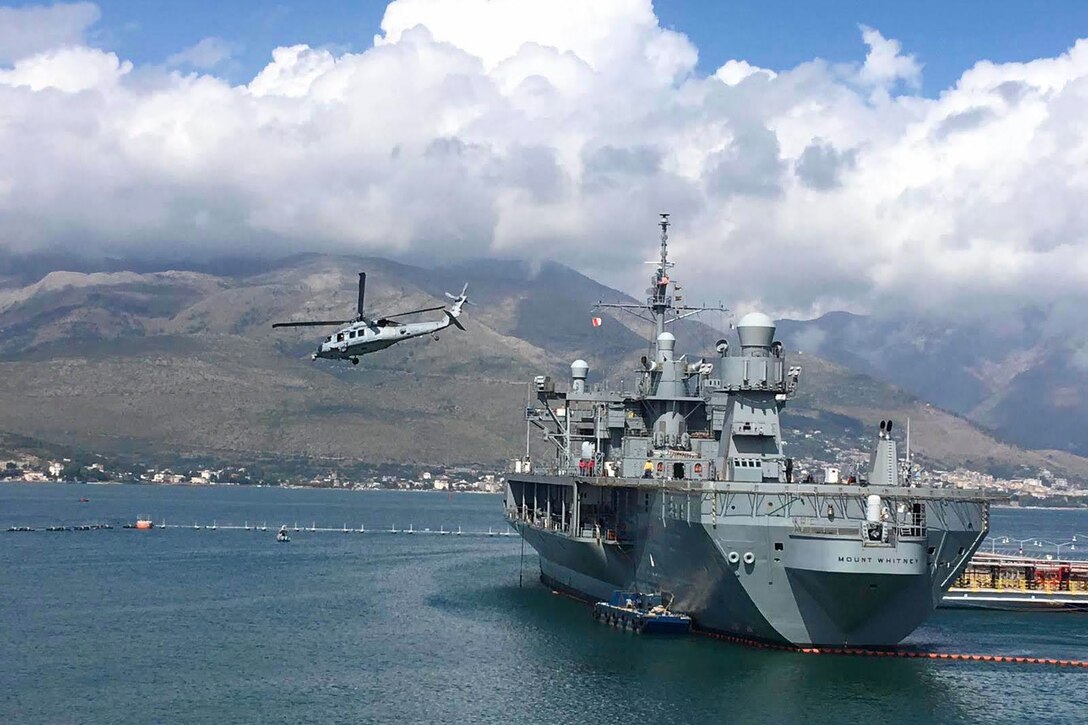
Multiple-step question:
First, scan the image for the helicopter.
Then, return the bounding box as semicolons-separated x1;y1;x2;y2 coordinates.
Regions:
272;272;469;364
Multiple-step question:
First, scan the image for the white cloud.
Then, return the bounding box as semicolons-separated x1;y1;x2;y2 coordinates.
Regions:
375;0;695;81
167;37;236;70
0;0;1087;333
857;24;921;89
0;45;130;91
714;59;776;86
0;1;100;64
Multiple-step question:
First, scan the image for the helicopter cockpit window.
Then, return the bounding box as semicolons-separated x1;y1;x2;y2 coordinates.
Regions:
349;331;356;339
325;336;332;343
337;333;345;342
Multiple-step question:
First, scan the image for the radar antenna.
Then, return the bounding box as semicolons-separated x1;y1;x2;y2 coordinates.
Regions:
594;213;728;356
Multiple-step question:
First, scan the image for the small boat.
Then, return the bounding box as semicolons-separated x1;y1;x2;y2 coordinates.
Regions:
593;591;691;634
276;525;291;543
78;498;90;503
134;515;153;530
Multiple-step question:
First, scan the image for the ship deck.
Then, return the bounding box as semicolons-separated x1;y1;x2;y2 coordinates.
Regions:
508;473;995;502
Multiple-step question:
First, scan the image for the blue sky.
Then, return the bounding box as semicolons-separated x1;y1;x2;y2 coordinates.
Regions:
24;0;1088;93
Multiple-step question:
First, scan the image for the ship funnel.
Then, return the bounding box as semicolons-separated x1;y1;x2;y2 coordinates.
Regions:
869;420;899;486
656;332;676;362
737;312;776;354
571;359;589;393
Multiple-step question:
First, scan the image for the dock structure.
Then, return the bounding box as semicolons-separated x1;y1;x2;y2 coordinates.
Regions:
941;552;1088;610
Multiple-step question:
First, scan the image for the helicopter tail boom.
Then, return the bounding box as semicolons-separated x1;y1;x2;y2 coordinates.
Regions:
445;310;466;331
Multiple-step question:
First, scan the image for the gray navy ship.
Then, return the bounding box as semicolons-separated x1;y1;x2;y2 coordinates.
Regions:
504;214;992;647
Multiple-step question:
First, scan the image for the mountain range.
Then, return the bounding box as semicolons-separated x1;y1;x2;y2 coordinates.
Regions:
776;312;1088;457
2;253;1087;481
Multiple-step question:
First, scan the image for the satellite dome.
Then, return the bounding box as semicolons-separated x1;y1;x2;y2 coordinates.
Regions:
737;312;776;349
737;312;775;329
570;359;589;379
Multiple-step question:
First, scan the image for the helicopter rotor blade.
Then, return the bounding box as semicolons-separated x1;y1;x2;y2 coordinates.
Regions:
272;320;348;328
357;272;366;319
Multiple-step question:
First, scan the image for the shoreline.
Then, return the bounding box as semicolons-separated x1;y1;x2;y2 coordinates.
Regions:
2;481;1081;505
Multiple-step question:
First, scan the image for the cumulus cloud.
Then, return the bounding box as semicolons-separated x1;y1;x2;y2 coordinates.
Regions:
857;24;921;89
794;140;857;190
0;1;99;63
714;59;776;86
1;0;1088;332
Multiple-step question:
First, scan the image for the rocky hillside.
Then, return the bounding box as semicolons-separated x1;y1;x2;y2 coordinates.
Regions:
2;254;1087;479
776;312;1088;457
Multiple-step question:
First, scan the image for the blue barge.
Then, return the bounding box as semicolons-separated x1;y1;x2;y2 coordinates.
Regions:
593;591;691;634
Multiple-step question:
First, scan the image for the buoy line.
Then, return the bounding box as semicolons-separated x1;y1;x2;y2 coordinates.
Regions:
692;629;1088;668
549;587;1087;668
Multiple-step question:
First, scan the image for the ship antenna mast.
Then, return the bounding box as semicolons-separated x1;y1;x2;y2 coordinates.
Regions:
653;213;673;339
593;213;728;353
659;213;671;278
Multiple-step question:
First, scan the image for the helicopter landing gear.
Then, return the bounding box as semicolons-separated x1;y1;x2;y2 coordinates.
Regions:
350;357;359;365
431;333;440;341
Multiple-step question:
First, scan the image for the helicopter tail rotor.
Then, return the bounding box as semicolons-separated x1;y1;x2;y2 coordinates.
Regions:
444;283;469;331
444;283;472;304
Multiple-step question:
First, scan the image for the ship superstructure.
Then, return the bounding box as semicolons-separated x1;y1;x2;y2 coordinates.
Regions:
504;215;991;647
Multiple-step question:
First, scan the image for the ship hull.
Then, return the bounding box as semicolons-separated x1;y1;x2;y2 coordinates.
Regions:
507;476;989;647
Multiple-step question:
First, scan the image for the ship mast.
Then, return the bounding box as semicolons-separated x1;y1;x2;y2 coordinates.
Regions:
652;213;673;341
595;212;727;358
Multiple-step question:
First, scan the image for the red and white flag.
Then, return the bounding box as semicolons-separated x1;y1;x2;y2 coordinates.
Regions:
591;316;603;327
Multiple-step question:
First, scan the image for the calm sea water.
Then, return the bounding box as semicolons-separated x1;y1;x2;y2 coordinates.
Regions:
2;484;1086;724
